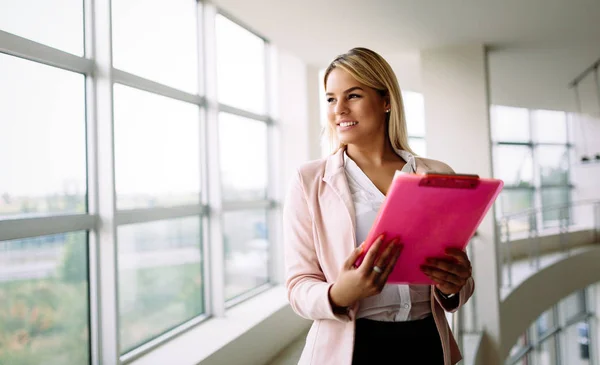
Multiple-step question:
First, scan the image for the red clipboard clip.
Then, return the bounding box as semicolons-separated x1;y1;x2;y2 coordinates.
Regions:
419;173;480;189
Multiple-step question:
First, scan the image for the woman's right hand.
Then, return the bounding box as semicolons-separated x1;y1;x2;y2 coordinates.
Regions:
329;234;403;309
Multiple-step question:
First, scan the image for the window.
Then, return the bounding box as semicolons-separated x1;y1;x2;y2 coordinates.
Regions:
219;113;268;201
222;210;269;300
492;106;530;143
0;232;90;364
113;84;201;210
117;218;203;353
215;14;266;114
1;1;277;362
531;338;559;365
0;51;90;365
403;91;427;156
506;288;593;365
0;0;84;55
559;290;586;322
491;105;573;233
215;13;273;303
0;54;87;218
493;145;534;187
111;0;198;93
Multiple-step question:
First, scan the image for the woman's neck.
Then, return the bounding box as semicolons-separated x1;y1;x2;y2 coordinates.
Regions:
346;138;399;167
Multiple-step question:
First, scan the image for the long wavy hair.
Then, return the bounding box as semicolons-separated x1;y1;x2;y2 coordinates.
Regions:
323;47;415;155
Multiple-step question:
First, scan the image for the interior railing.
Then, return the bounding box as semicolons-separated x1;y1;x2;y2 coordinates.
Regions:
452;199;600;365
498;199;600;289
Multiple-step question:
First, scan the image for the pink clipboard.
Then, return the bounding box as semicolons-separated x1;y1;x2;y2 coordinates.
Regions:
354;171;503;284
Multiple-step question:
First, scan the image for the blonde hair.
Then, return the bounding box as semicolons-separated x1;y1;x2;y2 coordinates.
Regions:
323;47;416;155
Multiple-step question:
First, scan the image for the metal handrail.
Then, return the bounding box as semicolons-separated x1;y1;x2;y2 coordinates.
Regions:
498;199;600;288
499;198;600;220
456;199;600;364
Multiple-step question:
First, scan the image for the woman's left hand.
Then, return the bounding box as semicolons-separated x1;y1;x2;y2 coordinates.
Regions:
420;247;472;296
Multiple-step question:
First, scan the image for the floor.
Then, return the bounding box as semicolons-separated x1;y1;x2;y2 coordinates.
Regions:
267;331;306;365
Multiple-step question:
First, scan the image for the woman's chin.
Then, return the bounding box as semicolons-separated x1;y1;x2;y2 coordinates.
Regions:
337;132;359;145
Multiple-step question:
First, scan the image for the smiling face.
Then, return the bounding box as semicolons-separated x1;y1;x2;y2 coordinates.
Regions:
325;68;390;147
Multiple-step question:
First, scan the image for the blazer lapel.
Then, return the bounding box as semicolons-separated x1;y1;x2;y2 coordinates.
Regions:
322;148;356;250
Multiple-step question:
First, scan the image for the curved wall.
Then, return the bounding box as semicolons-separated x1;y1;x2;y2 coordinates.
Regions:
499;244;600;359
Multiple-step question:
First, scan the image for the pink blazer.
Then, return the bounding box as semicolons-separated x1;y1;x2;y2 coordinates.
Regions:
283;147;474;365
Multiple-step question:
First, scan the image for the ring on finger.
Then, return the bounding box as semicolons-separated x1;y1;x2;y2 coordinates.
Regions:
373;265;383;274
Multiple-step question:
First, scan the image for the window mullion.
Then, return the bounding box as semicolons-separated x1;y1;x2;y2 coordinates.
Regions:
87;0;120;363
202;1;226;317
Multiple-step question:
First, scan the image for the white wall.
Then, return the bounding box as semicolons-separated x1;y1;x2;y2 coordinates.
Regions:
386;51;422;93
488;43;600;113
277;49;311;189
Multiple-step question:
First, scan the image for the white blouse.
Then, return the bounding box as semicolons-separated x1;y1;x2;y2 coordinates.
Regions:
344;150;432;322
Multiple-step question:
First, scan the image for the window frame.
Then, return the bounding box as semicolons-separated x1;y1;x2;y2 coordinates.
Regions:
0;1;279;364
491;106;574;231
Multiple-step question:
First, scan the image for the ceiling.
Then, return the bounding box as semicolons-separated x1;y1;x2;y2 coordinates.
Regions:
212;0;600;111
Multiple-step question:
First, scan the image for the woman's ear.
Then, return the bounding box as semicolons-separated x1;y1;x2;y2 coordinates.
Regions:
383;93;391;112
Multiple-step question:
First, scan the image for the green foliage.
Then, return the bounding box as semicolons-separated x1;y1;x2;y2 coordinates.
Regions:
119;263;204;352
0;279;89;365
59;235;88;284
0;257;203;364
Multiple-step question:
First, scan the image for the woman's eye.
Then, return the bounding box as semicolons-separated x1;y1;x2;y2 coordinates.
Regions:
326;97;335;103
348;94;361;99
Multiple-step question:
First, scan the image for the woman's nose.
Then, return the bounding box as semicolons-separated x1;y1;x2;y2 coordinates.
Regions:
334;99;348;115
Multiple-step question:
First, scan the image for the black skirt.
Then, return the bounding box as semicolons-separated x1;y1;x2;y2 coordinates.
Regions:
352;315;444;365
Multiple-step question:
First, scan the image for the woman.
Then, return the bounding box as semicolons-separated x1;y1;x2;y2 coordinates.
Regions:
283;47;474;365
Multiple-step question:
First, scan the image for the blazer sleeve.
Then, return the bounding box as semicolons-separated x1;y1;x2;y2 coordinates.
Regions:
283;170;350;322
433;276;475;312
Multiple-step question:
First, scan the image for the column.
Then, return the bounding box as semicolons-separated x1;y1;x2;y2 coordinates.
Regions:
421;44;502;364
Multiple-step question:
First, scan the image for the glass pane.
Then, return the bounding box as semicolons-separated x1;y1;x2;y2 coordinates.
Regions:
493;145;533;187
223;210;269;301
541;188;570;226
497;190;534;236
219;113;268;201
498;190;534;217
408;137;426;157
559;290;586;323
536;309;556;337
531;337;558;365
509;333;529;358
0;0;83;55
532;109;567;144
0;54;87;219
567;112;577;145
536;145;569;186
491;105;530;142
513;358;529;365
561;322;591;365
403;91;425;137
117;217;203;353
216;14;266;114
112;0;198;93
113;84;201;210
0;232;89;364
